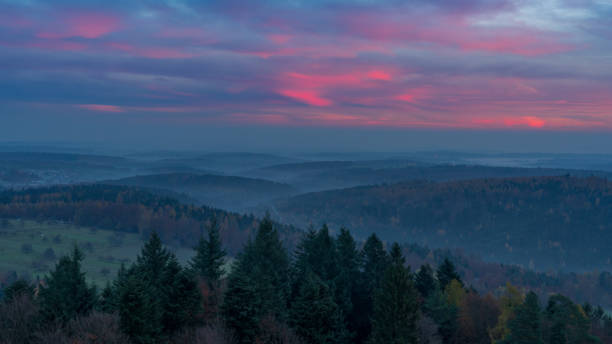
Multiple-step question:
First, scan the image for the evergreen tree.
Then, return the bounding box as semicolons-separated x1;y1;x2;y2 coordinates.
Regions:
424;289;458;343
335;228;361;339
38;246;97;324
222;261;261;344
161;256;202;335
545;294;597;344
313;224;339;282
98;281;115;313
191;217;226;287
501;291;544;344
353;233;389;343
222;216;290;341
118;232;201;340
369;243;419;344
133;232;171;290
436;258;463;290
292;225;338;285
118;274;162;344
415;264;437;299
2;279;34;302
362;234;389;292
290;273;348;344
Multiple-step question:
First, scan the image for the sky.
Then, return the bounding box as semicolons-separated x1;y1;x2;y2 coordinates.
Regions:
1;0;612;152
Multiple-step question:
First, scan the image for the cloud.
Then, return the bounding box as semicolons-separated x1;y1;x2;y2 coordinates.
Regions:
76;104;123;112
0;0;610;132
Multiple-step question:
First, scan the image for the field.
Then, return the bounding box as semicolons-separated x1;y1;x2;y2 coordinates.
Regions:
0;219;205;285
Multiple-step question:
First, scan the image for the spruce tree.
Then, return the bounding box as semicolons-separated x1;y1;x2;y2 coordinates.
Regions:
222;216;290;341
415;264;437;299
222;261;261;344
501;291;544;344
161;256;202;335
369;243;419;344
133;232;171;290
191;217;226;287
436;258;463;290
353;233;389;343
98;282;115;313
545;294;596;344
290;273;348;344
424;288;458;343
2;279;34;302
335;228;361;338
118;232;201;340
118;274;162;344
38;246;97;324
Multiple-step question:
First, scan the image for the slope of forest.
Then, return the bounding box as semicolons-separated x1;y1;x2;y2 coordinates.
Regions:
272;176;612;271
245;160;612;192
104;173;298;211
0;184;300;254
2;221;610;344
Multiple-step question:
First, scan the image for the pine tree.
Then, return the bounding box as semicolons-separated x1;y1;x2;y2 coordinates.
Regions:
191;217;226;288
133;232;171;290
38;246;97;324
161;256;202;335
415;264;437;299
2;279;34;302
369;243;419;344
222;261;261;344
353;233;389;343
222;216;290;341
290;272;348;344
335;228;361;339
118;232;201;340
362;234;389;292
424;289;458;343
98;282;115;313
545;294;596;344
118;274;162;344
501;291;544;344
436;258;463;290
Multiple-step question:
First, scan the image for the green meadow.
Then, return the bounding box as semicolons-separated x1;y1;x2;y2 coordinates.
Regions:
0;219;215;285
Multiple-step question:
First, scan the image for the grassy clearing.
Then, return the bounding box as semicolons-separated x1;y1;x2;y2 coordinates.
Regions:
0;219;226;286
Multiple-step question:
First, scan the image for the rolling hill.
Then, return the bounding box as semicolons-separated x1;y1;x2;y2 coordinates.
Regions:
104;173;298;211
244;160;612;192
271;176;612;271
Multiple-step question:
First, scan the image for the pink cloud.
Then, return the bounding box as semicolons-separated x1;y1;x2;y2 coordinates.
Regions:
76;104;123;112
267;34;293;44
278;90;332;106
395;88;431;103
37;12;120;39
367;70;392;81
340;12;572;56
504;116;546;128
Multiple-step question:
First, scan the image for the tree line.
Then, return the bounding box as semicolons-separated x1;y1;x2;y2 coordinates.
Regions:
0;184;300;253
274;175;612;270
1;218;610;343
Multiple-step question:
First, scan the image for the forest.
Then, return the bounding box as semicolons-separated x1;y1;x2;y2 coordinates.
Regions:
1;219;610;343
2;184;612;311
274;176;612;271
0;184;300;254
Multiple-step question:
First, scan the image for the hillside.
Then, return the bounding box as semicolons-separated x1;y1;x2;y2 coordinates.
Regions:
272;176;612;271
104;173;297;211
0;219;199;285
245;160;612;192
0;184;300;254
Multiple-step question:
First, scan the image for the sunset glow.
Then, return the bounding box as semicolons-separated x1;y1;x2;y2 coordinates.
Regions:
1;0;611;130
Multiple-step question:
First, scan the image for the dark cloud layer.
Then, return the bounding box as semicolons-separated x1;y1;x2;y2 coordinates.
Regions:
0;0;611;149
